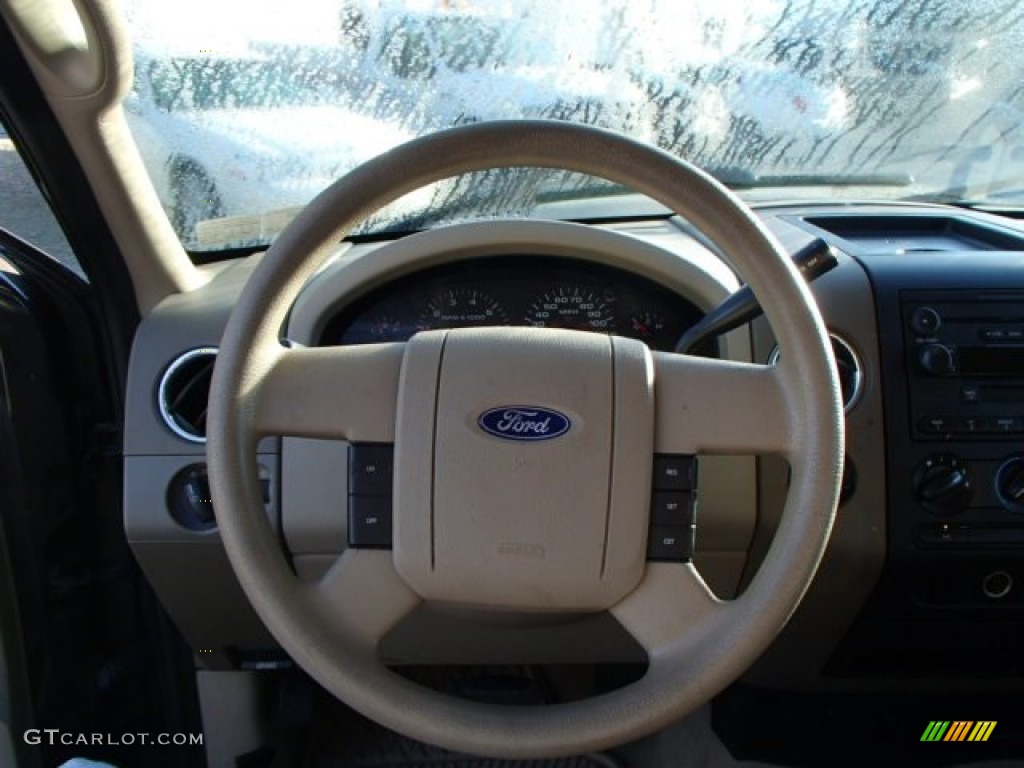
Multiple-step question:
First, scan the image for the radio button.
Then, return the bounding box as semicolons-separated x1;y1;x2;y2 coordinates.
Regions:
953;417;983;434
918;343;955;376
999;417;1021;433
919;416;953;435
960;385;981;404
981;417;1022;434
909;307;942;336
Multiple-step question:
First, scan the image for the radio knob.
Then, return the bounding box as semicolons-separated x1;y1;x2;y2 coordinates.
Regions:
996;457;1024;514
918;343;955;376
909;307;942;336
914;455;972;515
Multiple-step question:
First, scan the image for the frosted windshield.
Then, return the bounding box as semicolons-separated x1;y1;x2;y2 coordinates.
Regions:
121;0;1024;250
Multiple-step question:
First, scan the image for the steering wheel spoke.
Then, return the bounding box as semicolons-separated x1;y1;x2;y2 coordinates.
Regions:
611;562;724;654
253;343;404;440
308;549;421;650
653;352;793;456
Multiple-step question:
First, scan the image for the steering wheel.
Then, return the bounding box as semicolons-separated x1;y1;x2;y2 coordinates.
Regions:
207;120;843;758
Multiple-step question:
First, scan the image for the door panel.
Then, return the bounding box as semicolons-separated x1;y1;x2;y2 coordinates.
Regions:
0;231;203;768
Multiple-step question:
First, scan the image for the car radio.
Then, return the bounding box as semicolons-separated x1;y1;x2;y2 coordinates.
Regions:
904;292;1024;442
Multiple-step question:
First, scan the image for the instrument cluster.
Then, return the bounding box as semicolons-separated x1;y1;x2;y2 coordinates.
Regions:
318;255;707;352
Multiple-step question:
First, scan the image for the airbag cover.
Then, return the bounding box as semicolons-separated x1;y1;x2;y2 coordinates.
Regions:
393;327;653;610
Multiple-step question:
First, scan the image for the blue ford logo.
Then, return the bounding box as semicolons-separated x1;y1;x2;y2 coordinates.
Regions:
478;406;571;442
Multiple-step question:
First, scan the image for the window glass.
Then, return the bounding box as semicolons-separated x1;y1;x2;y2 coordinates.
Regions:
0;121;85;279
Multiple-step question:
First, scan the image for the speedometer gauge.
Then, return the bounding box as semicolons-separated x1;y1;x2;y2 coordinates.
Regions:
419;288;508;329
526;287;616;333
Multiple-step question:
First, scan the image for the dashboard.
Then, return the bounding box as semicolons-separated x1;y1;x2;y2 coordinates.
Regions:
122;203;1024;691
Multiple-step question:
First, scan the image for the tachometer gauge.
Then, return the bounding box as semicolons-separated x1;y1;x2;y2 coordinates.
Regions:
419;288;508;329
526;287;616;333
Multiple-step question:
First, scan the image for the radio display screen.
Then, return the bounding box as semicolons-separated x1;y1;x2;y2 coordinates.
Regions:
959;347;1024;377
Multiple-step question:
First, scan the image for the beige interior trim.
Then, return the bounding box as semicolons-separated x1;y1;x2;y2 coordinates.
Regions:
742;217;888;689
1;0;203;313
197;671;270;768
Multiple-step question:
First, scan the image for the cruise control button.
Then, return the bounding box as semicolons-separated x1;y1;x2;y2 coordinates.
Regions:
348;443;394;495
651;492;696;526
653;455;696;491
348;495;393;549
647;525;695;561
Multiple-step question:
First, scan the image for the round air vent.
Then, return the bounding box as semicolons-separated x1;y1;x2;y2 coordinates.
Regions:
769;334;864;414
158;347;218;443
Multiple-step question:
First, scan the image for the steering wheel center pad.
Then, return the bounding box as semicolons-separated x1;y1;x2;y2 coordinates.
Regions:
394;327;653;610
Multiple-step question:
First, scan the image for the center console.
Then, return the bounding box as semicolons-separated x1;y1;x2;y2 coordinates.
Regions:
901;292;1024;602
791;210;1024;680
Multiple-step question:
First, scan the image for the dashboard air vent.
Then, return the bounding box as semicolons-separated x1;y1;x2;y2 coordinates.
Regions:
769;334;863;414
158;348;218;443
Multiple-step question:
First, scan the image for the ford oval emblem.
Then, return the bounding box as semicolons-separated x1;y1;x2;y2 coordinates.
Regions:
478;406;571;442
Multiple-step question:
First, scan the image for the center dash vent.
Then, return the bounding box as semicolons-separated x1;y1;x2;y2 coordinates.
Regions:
158;347;218;443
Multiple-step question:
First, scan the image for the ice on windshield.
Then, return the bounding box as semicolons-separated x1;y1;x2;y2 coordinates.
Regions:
120;0;1024;250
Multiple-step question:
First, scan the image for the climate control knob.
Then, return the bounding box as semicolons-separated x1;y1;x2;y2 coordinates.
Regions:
918;343;955;376
914;454;972;515
996;457;1024;514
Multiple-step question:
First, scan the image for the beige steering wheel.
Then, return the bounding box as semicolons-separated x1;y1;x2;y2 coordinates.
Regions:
207;120;843;758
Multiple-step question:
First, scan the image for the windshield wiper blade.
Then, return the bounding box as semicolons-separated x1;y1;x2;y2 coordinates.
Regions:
724;172;915;189
526;169;914;205
535;181;632;203
919;179;1024;209
951;198;1024;211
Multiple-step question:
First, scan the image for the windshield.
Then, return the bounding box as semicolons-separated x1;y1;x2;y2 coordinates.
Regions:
121;0;1024;251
